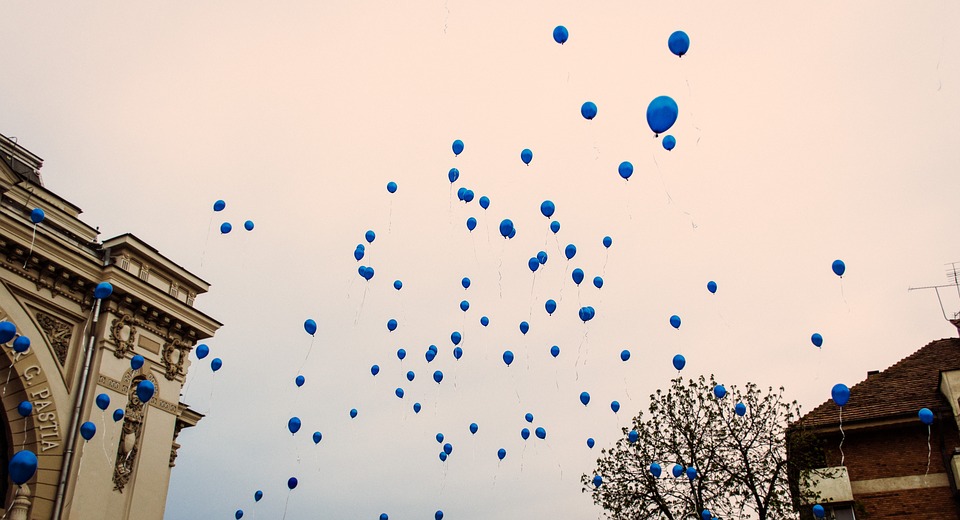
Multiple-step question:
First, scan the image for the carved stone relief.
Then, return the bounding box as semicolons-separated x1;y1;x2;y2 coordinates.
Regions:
35;311;72;366
110;314;138;359
161;338;190;381
113;373;154;492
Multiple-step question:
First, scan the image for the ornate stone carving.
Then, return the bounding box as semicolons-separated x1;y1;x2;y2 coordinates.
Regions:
110;314;138;359
35;311;72;365
113;375;151;492
170;421;185;467
161;337;190;381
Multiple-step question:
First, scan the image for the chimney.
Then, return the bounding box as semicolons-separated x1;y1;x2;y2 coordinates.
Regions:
867;370;880;378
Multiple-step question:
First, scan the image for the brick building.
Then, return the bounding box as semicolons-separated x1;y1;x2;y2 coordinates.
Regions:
791;337;960;519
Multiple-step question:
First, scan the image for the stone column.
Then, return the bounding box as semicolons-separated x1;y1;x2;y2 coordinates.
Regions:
9;484;32;520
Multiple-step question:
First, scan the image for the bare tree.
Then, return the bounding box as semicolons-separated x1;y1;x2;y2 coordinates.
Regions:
582;375;802;520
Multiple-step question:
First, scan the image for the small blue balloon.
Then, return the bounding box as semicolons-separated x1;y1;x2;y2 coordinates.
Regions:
288;417;301;435
498;448;506;460
618;161;634;180
687;466;698;480
211;358;222;372
670;315;681;329
668;30;690;57
466;217;477;231
521;428;530;440
359;266;375;281
480;316;489;327
95;393;110;411
220;222;232;234
581;101;598;120
406;371;415;382
365;230;376;243
304;319;317;336
713;385;727;399
254;490;263;502
443;442;453;455
453;346;462;360
919;407;934;425
545;299;557;315
620;350;630;362
293;375;305;388
611;401;621;413
448;168;460;183
479;196;490;209
17;401;32;417
702;511;711;520
195;344;209;359
213;200;226;212
0;322;16;343
387;181;398;193
578;306;595;322
461;277;471;289
832;259;846;277
580;391;590;406
565;244;577;260
707;280;717;294
439;452;447;462
553;25;568;44
353;247;364;261
397;348;406;361
602;236;612;248
593;276;604;289
502;350;514;366
113;409;124;422
813;504;825;519
350;408;358;418
387;319;398;332
371;364;380;376
131;354;144;370
236;510;244;519
436;432;445;444
451;331;462;345
832;383;850;406
519;321;529;335
137;380;156;403
30;208;45;224
395;387;404;399
650;462;662;477
540;200;555;218
672;464;683;478
592;475;602;488
425;348;437;363
662;135;677;151
433;370;444;384
452;139;464;156
394;280;403;290
646;95;679;136
288;477;298;490
524;412;534;423
673;354;686;371
80;421;96;441
460;300;470;312
94;282;113;300
811;333;823;348
413;403;421;413
628;429;638;443
587;438;595;448
735;402;747;416
499;219;514;238
550;345;560;358
436;511;444;520
462;190;474;203
537;251;548;265
13;336;30;353
572;268;584;285
520;148;533;165
243;220;254;231
528;257;539;273
535;427;546;440
550;220;560;234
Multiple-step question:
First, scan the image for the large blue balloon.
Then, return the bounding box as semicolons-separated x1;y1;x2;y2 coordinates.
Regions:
553;25;568;44
443;442;453;455
572;268;584;285
578;306;595;322
137;380;155;403
832;259;846;277
397;348;407;361
94;282;113;300
220;222;232;234
670;315;681;329
535;427;546;440
832;383;850;407
80;421;96;441
288;477;298;490
462;190;474;203
618;161;633;180
131;355;144;370
213;200;226;212
387;319;398;332
545;299;557;315
96;393;110;411
0;322;16;343
811;333;823;348
611;401;621;413
502;350;514;366
304;319;317;336
672;464;683;478
537;251;548;265
550;220;560;234
236;510;244;519
436;510;444;520
521;148;533;165
603;236;612;248
713;385;727;399
565;244;577;260
466;217;477;231
521;428;530;440
499;219;514;239
113;409;124;422
540;200;555;218
365;230;376;243
394;387;405;399
813;504;826;519
707;280;717;294
580;391;591;406
387;181;398;193
8;450;37;485
196;344;209;359
448;168;460;183
13;336;30;353
433;370;444;384
460;300;469;312
17;401;32;417
673;354;686;371
479;196;490;209
646;96;679;136
919;407;934;425
453;347;462;360
451;331;462;345
668;30;690;57
550;345;560;358
528;257;539;273
581;101;597;120
452;139;464;156
30;208;45;224
211;358;223;372
288;417;301;435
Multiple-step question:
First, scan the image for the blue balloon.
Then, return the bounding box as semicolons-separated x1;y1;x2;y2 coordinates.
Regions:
668;30;690;57
354;246;365;261
528;257;540;273
587;438;595;448
520;148;533;165
670;315;681;329
662;135;677;151
236;510;244;519
395;387;404;399
436;432;445;443
220;222;232;234
13;336;30;353
469;422;478;434
707;280;717;294
448;168;460;183
832;259;846;277
832;383;850;407
646;96;679;136
502;350;514;366
919;407;934;425
672;464;683;478
406;371;415;382
394;280;403;290
461;277;471;289
578;306;595;322
581;101;597;120
811;333;823;348
611;401;621;413
387;319;398;332
8;450;37;485
499;219;514;238
287;477;298;490
113;409;124;422
136;380;155;403
550;345;560;358
521;428;530;440
131;354;144;370
479;195;490;209
433;370;444;384
628;429;638;443
452;139;464;156
254;490;263;502
80;421;96;441
365;230;376;243
243;220;254;231
540;200;555;218
519;321;529;335
350;408;358;418
371;364;380;376
387;181;398;193
304;319;317;336
453;346;462;359
687;467;698;480
713;385;727;399
0;322;16;343
211;358;222;372
580;391;591;406
550;220;560;234
572;268;584;285
213;200;226;212
413;403;421;413
618;161;634;180
443;442;453;455
436;511;444;520
593;276;604;289
535;427;546;439
462;190;474;203
735;402;747;416
96;393;110;411
288;417;301;435
545;299;557;315
451;331;462;345
358;266;375;281
498;448;506;460
553;25;568;44
30;208;44;224
17;401;32;417
460;300;470;312
673;354;686;371
565;244;577;260
425;348;437;363
480;316;489;327
537;251;548;265
457;187;466;201
813;504;826;519
438;451;448;462
397;348;406;361
466;217;477;231
195;344;209;359
518;413;531;424
620;350;630;362
94;282;113;299
650;462;662;477
592;475;602;488
602;236;612;248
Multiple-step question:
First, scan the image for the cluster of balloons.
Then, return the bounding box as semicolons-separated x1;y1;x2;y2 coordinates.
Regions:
213;200;255;234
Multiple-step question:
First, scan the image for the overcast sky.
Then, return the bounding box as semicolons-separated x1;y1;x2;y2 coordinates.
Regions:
3;2;960;519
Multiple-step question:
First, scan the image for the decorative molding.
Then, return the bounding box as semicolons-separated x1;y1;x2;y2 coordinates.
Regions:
161;337;189;381
98;374;179;415
35;311;73;365
110;314;138;359
113;375;146;492
170;421;185;468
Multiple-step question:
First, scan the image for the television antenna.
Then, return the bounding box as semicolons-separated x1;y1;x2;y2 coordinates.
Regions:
909;262;960;330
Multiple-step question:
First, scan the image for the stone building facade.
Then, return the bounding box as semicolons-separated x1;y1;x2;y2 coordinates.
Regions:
0;133;220;518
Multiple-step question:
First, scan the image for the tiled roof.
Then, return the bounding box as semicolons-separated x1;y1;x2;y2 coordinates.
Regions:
797;338;960;428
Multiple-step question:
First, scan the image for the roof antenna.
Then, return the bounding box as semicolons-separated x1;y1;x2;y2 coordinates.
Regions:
908;262;960;335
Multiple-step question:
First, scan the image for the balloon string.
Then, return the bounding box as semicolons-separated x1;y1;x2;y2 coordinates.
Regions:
926;424;932;477
297;335;316;377
388;199;393;235
23;225;37;269
101;411;110;464
574;327;588;381
558;264;568;303
282;489;291;520
838;406;845;466
200;213;213;268
839;279;850;312
354;284;369;325
651;150;696;229
602;250;609;277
